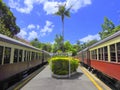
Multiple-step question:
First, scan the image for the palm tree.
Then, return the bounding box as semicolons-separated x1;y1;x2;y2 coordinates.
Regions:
55;3;72;52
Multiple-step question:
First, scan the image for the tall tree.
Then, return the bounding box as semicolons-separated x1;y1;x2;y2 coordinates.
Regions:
99;17;115;39
0;0;20;37
55;3;72;52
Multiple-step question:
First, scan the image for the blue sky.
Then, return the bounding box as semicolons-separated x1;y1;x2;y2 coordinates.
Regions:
3;0;120;44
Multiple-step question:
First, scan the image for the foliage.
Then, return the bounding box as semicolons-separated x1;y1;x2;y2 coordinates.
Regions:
99;17;115;39
41;43;52;52
99;17;120;40
53;34;64;52
30;38;41;48
73;41;82;52
49;56;79;75
112;25;120;32
0;0;20;37
86;39;98;47
30;38;52;52
0;19;12;37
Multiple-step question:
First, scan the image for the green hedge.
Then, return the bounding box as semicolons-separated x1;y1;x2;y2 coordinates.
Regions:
49;56;79;75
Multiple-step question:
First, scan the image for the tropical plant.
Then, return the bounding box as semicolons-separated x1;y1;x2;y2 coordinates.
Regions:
55;3;72;52
49;56;79;75
52;34;64;52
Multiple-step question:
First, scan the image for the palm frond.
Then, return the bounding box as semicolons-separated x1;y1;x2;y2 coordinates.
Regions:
54;11;61;16
59;5;65;13
67;5;73;11
64;11;70;17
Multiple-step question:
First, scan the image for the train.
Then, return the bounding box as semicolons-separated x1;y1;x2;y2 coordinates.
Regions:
0;34;51;89
77;31;120;89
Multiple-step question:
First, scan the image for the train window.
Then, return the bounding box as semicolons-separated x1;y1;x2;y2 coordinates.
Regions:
101;48;103;60
0;46;3;65
83;52;86;59
27;51;30;61
98;48;100;60
26;51;29;61
14;49;19;63
91;51;94;59
104;46;108;61
28;51;30;61
31;52;35;60
31;52;33;60
117;42;120;62
19;50;23;62
34;52;36;60
110;44;116;62
36;53;38;60
94;49;97;59
93;50;97;59
24;51;27;61
98;48;103;60
39;53;42;60
39;53;41;60
4;47;11;64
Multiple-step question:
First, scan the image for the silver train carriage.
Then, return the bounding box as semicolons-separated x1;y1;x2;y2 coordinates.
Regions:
0;34;50;85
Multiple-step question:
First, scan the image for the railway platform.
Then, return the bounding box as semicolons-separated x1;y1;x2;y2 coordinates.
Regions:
20;65;110;90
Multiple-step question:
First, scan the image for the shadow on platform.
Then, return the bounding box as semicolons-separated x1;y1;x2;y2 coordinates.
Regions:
69;72;83;80
53;72;83;80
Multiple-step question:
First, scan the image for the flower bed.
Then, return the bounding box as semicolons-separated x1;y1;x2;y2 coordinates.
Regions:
49;56;79;77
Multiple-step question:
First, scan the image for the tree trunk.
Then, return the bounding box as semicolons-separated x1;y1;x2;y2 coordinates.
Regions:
62;16;64;52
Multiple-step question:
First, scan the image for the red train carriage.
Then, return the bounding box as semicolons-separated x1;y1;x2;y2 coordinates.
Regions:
77;48;90;68
78;31;120;89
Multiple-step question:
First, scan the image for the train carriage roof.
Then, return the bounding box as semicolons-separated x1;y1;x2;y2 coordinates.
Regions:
77;30;120;54
0;34;49;54
89;30;120;48
77;47;89;54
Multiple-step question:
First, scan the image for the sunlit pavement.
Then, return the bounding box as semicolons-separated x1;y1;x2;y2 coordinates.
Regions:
21;65;105;90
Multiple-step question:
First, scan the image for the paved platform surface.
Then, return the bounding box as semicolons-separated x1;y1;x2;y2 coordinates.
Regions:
21;65;99;90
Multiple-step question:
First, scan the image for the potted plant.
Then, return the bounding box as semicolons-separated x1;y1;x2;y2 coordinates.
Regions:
49;56;79;78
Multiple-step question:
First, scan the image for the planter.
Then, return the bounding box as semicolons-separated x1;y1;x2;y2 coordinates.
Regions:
52;71;77;79
49;56;79;78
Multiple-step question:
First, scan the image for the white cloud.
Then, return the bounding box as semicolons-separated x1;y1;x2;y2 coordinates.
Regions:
37;25;40;30
27;24;36;29
8;0;92;14
40;20;54;36
28;31;38;40
9;0;33;14
8;0;45;14
43;1;63;15
80;34;100;43
66;0;91;12
17;24;40;40
43;0;92;14
17;29;27;39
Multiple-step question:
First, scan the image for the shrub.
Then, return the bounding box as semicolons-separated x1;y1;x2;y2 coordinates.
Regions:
49;56;79;75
